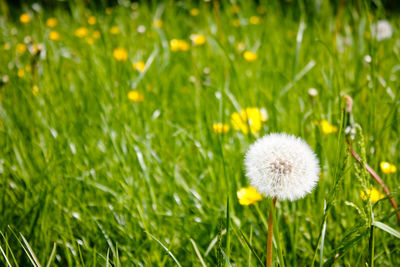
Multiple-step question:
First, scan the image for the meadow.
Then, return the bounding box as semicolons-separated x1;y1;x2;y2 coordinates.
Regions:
1;0;400;266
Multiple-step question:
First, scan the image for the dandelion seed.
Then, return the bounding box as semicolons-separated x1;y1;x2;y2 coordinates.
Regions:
75;27;88;38
237;186;262;205
110;26;120;35
128;90;144;102
133;61;146;72
113;47;128;61
243;51;257;62
213;123;230;134
361;188;385;204
46;18;58;28
373;20;393;41
49;31;60;41
245;133;320;201
320;120;338;134
190;8;200;16
88;16;96;25
20;14;31;23
308;88;318;97
380;161;396;174
190;34;206;46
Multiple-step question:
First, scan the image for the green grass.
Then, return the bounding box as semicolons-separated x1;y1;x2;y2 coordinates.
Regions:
1;0;400;266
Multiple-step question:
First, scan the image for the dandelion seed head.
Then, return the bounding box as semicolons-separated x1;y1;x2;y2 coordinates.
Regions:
245;133;320;201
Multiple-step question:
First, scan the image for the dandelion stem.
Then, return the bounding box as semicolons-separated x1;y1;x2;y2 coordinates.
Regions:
267;197;277;267
346;139;400;226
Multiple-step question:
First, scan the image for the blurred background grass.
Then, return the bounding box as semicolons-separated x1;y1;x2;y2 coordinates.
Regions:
0;0;399;266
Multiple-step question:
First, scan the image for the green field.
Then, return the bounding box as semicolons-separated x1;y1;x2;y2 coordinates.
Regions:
1;0;400;266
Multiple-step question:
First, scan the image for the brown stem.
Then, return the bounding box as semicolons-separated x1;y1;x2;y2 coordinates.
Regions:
346;139;400;226
267;198;277;267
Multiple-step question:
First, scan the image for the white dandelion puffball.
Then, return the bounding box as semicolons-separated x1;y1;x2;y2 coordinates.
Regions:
244;133;320;201
373;20;393;41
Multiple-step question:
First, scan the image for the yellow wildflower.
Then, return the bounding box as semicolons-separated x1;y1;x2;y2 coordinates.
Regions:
88;16;96;25
190;34;206;46
249;16;261;25
231;107;267;134
213;123;230;134
46;18;58;28
237;186;262;205
133;61;146;72
110;26;120;35
3;43;11;50
190;8;200;16
105;7;112;15
361;188;385;204
25;65;31;72
231;5;240;14
17;68;25;77
75;27;88;38
92;30;101;39
232;19;241;27
320;120;338;134
128;90;144;102
113;47;128;61
49;31;60;41
380;162;397;174
86;37;94;45
243;51;257;62
16;43;27;54
20;14;31;23
32;85;39;95
153;19;163;28
170;39;189;52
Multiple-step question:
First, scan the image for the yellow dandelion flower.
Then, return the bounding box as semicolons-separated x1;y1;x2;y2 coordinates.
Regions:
237;186;262;205
75;27;89;38
113;47;128;61
249;16;261;25
213;123;230;134
190;34;206;46
105;7;112;15
232;19;241;27
128;90;144;102
257;6;266;14
17;68;25;77
190;8;200;16
20;13;31;23
320;120;338;134
380;161;397;174
231;5;240;14
46;18;58;28
92;30;101;39
4;43;11;50
16;43;27;54
86;37;94;45
110;26;120;35
170;39;189;52
88;16;96;25
25;65;31;72
231;107;267;134
153;19;163;28
49;31;60;41
360;188;385;204
133;61;146;72
243;51;257;62
32;85;39;95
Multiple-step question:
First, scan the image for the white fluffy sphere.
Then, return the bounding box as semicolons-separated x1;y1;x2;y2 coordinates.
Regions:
244;133;320;201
